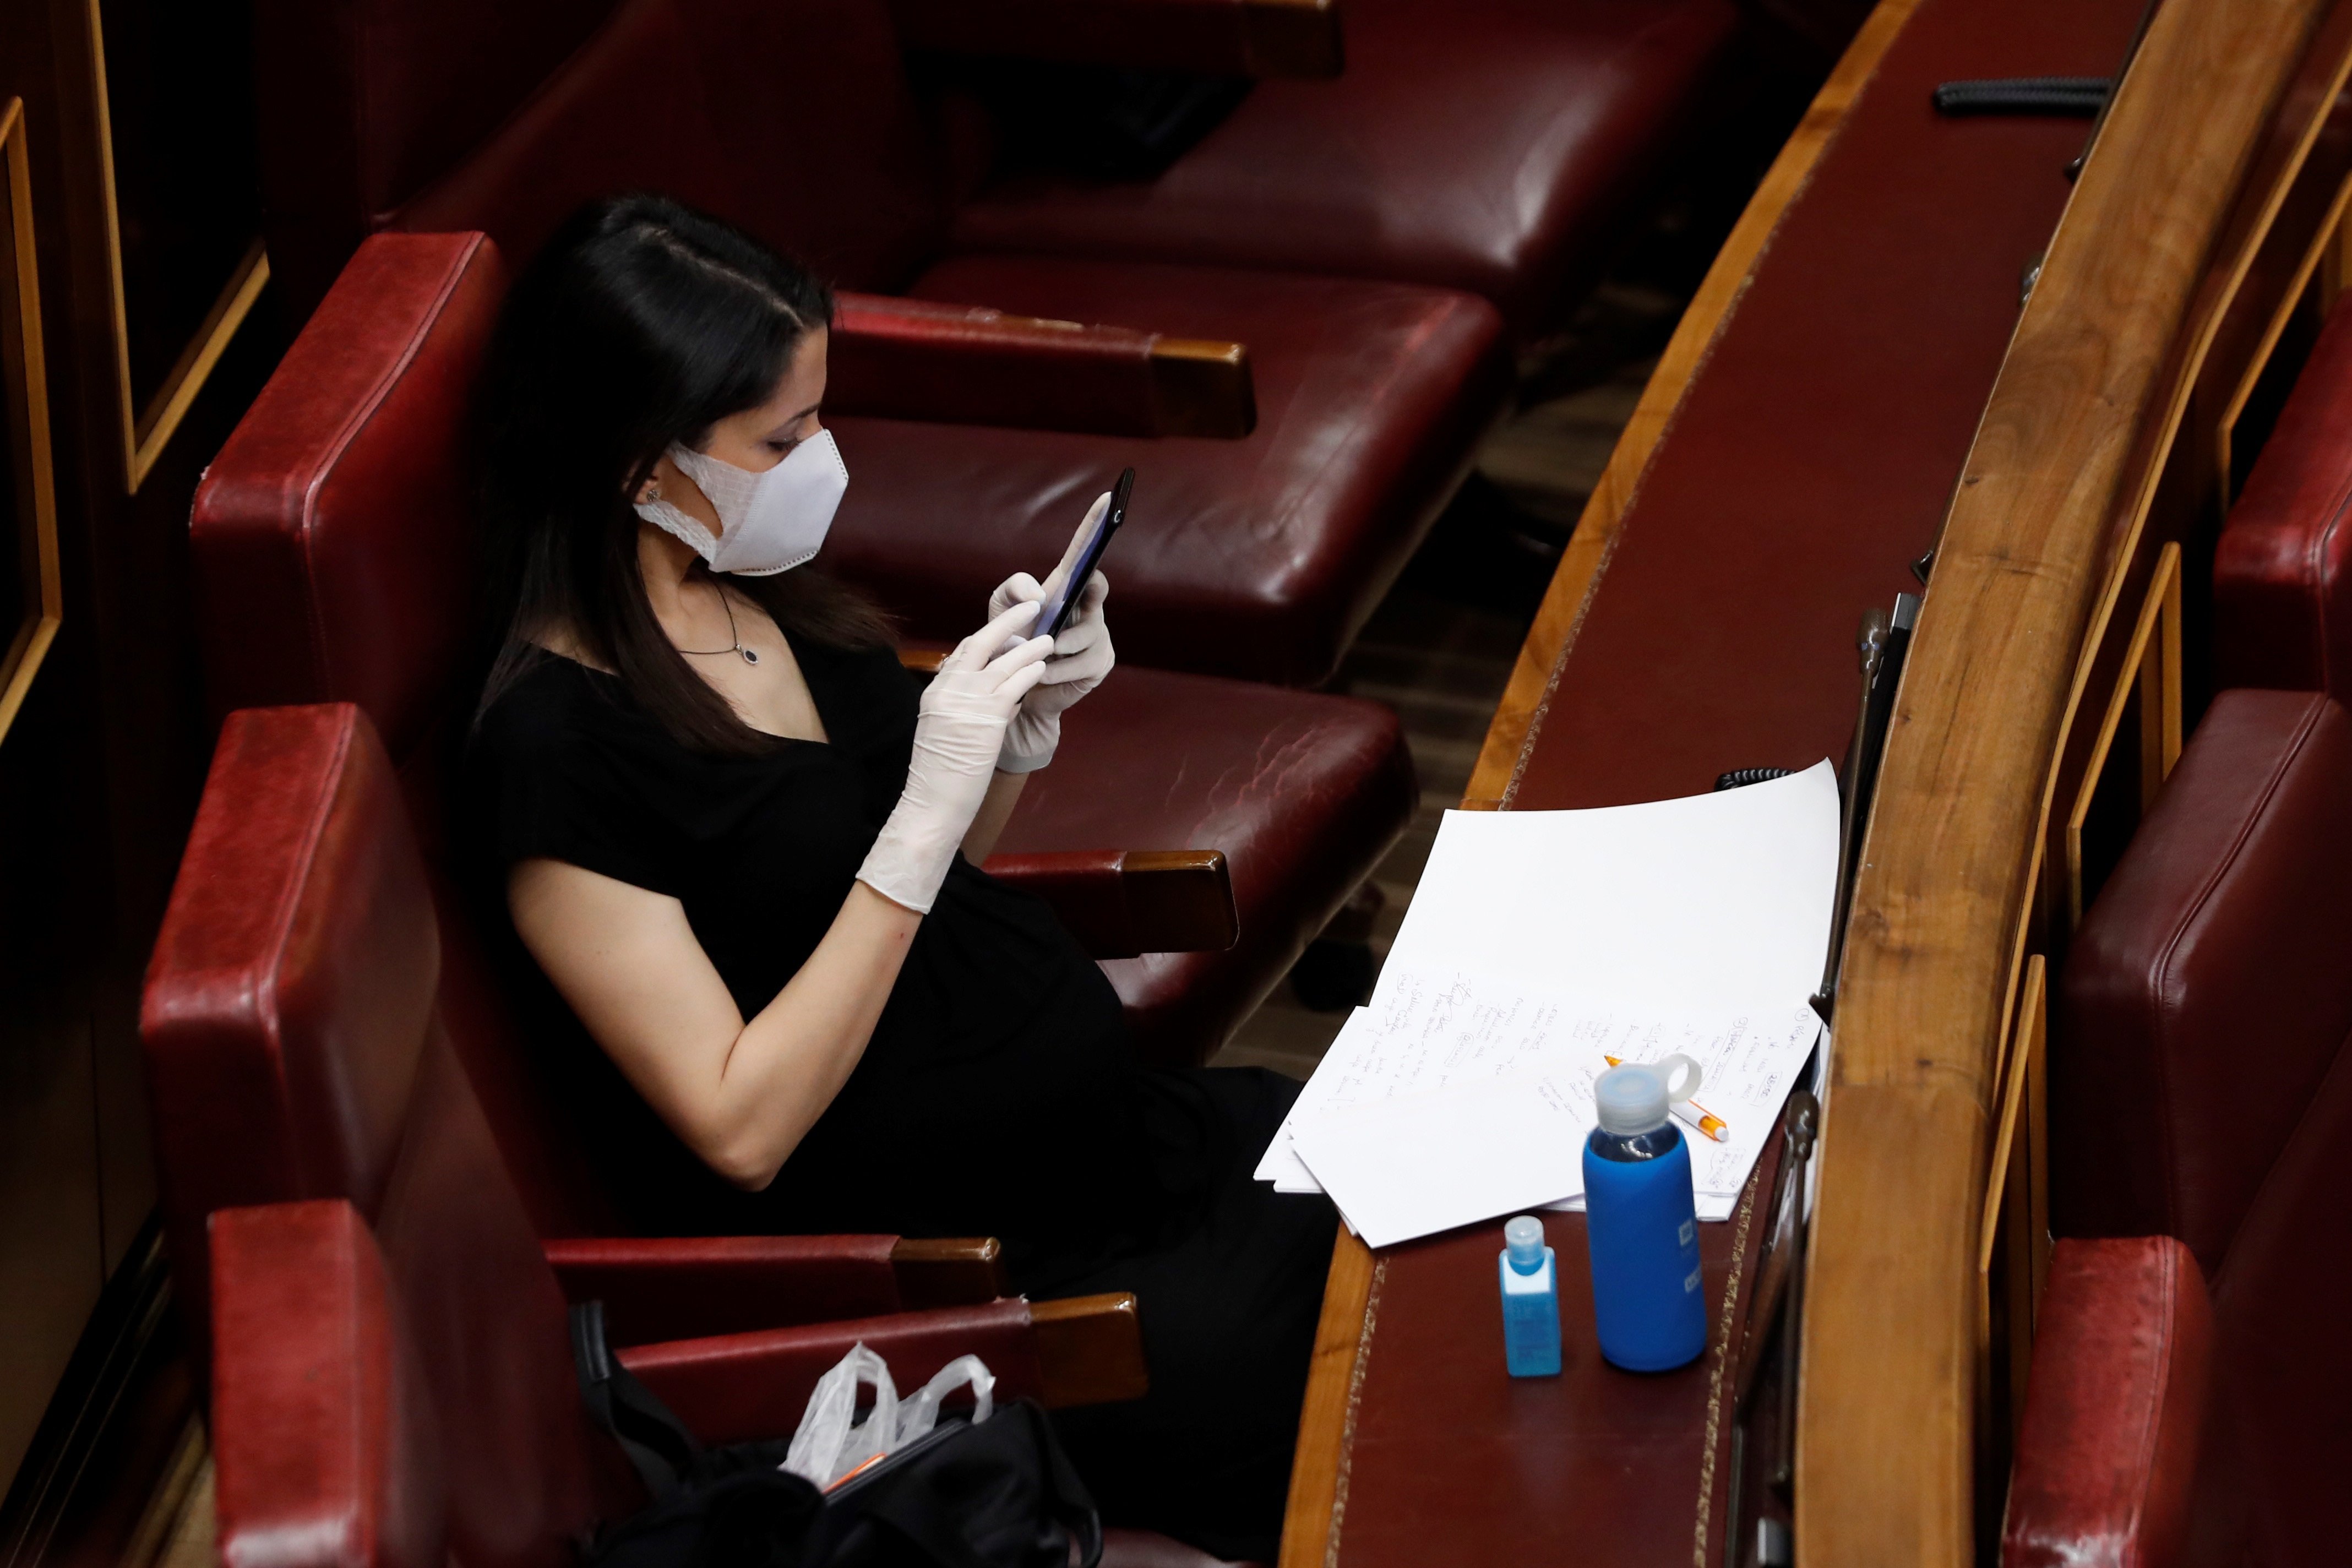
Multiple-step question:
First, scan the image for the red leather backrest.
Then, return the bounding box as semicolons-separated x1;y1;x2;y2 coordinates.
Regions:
143;705;437;1336
145;703;606;1341
2054;690;2352;1272
255;0;948;324
191;231;505;767
2001;1236;2217;1568
251;0;619;317
213;1200;447;1568
367;1033;633;1564
213;1184;626;1568
2214;292;2352;696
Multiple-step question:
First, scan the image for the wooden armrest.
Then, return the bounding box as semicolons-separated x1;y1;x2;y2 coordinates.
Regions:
899;644;950;673
1031;1291;1148;1408
890;1235;1010;1309
543;1234;1008;1344
891;0;1341;79
983;847;1240;957
830;292;1254;439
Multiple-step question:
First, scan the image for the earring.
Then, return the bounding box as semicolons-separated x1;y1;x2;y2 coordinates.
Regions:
644;479;663;502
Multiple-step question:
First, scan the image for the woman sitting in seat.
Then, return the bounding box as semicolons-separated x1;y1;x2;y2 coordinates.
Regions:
460;194;1333;1562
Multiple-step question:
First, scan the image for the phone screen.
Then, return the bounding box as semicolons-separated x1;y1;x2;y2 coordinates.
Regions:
1033;467;1134;638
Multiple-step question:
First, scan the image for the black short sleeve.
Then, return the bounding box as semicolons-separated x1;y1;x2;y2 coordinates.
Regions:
467;662;689;899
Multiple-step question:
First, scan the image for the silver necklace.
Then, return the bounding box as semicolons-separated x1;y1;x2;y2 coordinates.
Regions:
676;582;760;665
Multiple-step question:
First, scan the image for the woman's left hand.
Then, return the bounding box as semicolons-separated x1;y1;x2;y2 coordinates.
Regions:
989;495;1117;773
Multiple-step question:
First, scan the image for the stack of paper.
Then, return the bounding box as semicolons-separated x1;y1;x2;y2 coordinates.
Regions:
1259;762;1840;1248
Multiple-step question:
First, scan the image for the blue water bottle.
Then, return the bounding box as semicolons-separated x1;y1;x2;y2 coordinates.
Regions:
1583;1056;1708;1371
1498;1215;1561;1376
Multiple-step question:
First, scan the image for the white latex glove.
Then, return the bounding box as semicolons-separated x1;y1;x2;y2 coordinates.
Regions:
857;602;1053;913
988;493;1118;774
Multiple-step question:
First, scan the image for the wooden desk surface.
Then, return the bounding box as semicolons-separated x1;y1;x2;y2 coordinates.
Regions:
1278;0;2151;1559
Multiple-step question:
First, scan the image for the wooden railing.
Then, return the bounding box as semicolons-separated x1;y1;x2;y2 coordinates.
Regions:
1799;0;2352;1560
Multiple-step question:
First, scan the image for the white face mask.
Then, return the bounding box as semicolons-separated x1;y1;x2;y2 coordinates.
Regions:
634;429;848;576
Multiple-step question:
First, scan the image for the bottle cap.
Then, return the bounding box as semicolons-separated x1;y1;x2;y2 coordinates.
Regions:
1503;1216;1546;1270
1593;1054;1703;1136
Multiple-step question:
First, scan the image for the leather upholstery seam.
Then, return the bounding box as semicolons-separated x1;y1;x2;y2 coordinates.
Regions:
2316;484;2348;693
258;710;360;1163
2126;1246;2182;1539
297;235;484;704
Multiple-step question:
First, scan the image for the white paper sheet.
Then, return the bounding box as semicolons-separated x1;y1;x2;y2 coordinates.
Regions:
1379;760;1841;1017
1253;763;1838;1245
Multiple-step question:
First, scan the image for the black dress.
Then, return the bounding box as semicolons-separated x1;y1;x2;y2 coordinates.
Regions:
462;640;1336;1562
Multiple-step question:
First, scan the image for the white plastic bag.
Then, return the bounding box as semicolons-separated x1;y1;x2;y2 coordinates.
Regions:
895;1354;995;1446
779;1343;995;1488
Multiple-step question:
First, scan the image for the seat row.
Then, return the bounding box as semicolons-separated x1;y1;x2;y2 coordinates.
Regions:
160;5;1773;1563
215;0;1768;1063
2003;685;2352;1567
1992;322;2352;1563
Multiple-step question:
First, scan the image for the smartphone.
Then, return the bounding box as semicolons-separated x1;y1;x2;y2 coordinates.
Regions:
1032;467;1134;638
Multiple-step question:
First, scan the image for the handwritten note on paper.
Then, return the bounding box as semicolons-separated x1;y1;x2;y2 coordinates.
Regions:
1257;966;1823;1211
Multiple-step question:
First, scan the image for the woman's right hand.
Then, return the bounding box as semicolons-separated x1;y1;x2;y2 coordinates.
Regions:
857;601;1053;912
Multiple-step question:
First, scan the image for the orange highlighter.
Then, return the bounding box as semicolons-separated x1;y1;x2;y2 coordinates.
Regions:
1603;1055;1730;1143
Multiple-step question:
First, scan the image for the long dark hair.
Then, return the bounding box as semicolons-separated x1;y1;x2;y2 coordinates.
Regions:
471;194;894;755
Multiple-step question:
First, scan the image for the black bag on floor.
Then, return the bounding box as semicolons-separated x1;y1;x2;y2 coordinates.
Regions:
570;1303;1103;1568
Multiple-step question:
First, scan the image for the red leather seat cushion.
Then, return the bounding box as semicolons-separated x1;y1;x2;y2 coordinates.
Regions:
2055;689;2352;1567
949;0;1743;337
2214;293;2352;694
2002;1237;2218;1568
826;254;1507;685
993;666;1416;1066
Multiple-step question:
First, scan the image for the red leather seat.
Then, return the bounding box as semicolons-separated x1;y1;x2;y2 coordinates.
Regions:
154;704;1253;1568
211;1199;1256;1568
828;253;1501;680
2053;688;2352;1567
950;0;1747;341
253;0;1510;685
2001;1236;2231;1568
999;663;1414;1064
2214;294;2352;694
143;700;889;1314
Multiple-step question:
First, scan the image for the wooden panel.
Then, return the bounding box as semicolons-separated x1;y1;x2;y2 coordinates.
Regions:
1975;954;2045;1457
83;0;270;491
1796;0;2338;1562
2062;543;2182;931
0;98;59;747
0;91;99;1499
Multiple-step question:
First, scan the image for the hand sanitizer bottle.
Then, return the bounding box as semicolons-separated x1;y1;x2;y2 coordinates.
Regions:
1498;1215;1561;1376
1583;1056;1708;1371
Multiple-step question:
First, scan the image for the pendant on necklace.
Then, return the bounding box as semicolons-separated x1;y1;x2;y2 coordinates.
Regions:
741;647;760;665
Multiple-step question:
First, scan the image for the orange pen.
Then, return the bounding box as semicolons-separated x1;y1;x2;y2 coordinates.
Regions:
1603;1055;1732;1143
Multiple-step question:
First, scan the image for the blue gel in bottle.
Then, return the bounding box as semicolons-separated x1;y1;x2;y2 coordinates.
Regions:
1583;1061;1708;1372
1498;1215;1561;1376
